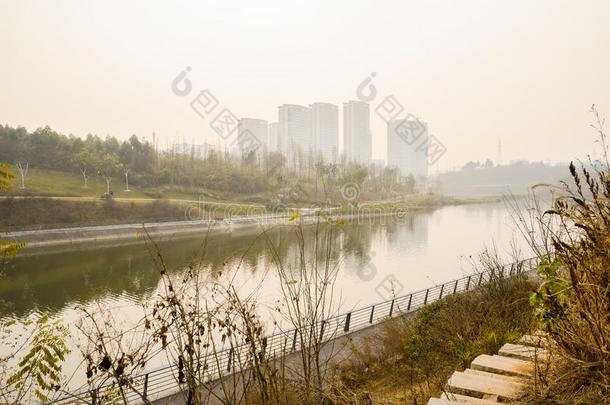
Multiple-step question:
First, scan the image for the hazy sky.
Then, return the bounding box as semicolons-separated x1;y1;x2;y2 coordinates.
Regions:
1;0;609;171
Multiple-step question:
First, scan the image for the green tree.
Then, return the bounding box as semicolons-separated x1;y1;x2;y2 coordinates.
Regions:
405;173;416;193
341;164;369;206
73;149;95;188
0;163;24;258
96;153;121;195
0;163;14;190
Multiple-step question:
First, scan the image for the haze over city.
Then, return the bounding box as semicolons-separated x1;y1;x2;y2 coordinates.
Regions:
2;0;610;171
2;2;610;404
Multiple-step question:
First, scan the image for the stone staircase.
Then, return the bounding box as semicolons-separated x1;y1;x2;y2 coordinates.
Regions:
428;332;548;404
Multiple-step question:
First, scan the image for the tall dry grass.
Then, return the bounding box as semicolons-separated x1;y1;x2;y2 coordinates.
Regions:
525;107;610;402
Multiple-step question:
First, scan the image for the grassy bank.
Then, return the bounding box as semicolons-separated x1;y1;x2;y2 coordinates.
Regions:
358;194;498;210
0;168;497;230
0;198;187;230
0;194;497;231
1;168;504;206
0;197;267;230
332;272;536;403
0;168;220;201
323;194;503;217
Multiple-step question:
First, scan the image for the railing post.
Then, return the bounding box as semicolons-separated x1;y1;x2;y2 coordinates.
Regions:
466;276;471;291
369;305;375;324
344;312;352;332
439;284;445;299
226;348;234;372
143;373;149;401
389;299;395;317
319;320;326;341
292;329;298;351
424;288;429;305
407;294;412;311
453;279;459;294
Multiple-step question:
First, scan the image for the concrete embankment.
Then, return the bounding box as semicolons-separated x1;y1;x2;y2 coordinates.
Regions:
6;212;403;250
6;216;284;248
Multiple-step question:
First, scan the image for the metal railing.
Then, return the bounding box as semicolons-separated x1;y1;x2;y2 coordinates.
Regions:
50;256;538;404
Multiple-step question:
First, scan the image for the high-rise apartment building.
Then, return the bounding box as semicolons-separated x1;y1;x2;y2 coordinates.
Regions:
343;101;371;164
310;102;338;163
268;122;278;153
237;118;268;156
387;119;428;178
278;104;311;166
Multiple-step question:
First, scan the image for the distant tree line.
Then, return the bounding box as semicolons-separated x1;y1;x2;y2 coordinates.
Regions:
436;159;570;196
0;125;415;202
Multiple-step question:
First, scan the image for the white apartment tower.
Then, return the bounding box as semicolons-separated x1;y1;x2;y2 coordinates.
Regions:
267;122;278;153
310;102;338;163
237;118;269;157
387;119;428;178
278;104;311;167
343;100;371;164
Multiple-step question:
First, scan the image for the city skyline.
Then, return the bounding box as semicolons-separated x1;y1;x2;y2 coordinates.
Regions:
239;100;405;170
176;98;524;177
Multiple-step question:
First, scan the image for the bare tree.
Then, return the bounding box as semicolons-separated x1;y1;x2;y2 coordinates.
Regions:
75;303;159;405
16;162;28;189
262;217;342;403
123;166;131;191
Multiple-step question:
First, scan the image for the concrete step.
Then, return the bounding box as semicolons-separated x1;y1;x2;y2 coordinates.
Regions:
429;394;499;405
471;354;533;377
464;368;524;385
446;370;523;400
498;343;548;362
441;392;500;404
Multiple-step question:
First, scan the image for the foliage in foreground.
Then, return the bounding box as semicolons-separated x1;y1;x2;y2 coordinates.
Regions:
1;163;70;405
512;107;610;403
4;317;69;403
527;169;610;401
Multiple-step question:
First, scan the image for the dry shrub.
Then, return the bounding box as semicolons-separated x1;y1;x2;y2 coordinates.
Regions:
525;107;610;402
528;163;610;401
